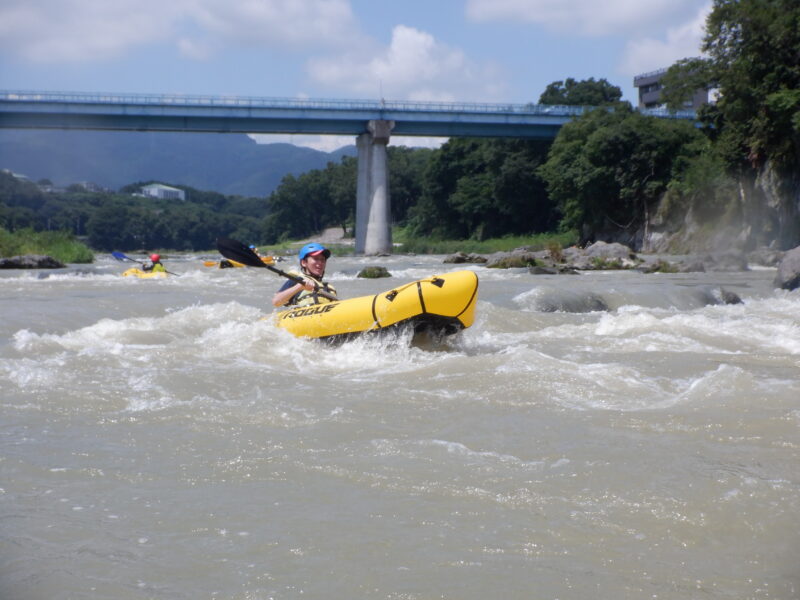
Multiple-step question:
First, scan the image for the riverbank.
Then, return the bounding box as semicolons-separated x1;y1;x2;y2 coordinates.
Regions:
0;228;93;263
264;228;579;258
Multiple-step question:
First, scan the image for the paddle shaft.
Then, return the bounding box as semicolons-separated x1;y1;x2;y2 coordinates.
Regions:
216;237;337;301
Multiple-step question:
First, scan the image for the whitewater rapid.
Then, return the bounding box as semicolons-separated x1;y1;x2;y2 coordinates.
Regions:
1;254;798;599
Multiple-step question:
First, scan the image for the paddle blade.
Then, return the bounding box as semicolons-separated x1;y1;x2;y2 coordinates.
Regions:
216;237;266;268
111;251;128;261
203;261;218;267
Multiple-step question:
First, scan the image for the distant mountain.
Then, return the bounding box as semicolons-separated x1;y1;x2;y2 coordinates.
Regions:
0;129;356;197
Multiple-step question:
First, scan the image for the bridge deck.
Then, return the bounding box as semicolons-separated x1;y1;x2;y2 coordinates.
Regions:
0;91;696;138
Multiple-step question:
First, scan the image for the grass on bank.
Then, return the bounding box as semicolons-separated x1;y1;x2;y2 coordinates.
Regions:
0;228;94;263
258;229;579;257
391;228;579;255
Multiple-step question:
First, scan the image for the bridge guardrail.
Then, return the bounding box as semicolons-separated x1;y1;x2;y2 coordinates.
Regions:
0;90;696;121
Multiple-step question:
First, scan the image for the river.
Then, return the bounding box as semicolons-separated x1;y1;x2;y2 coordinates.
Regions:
1;252;798;599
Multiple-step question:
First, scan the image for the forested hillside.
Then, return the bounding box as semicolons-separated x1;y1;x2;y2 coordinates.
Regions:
0;171;265;251
0;130;355;197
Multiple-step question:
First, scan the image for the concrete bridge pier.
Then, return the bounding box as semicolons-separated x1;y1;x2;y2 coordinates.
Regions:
355;119;394;255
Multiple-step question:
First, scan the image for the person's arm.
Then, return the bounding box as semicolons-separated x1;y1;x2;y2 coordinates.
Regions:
272;278;316;307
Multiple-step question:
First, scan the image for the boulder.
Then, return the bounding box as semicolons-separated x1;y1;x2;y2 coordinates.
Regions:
717;288;743;305
584;241;636;260
357;266;391;279
485;251;540;269
748;247;784;267
702;249;749;272
774;246;800;290
528;265;579;275
0;254;66;269
678;259;706;273
443;252;487;264
637;259;679;274
528;265;558;275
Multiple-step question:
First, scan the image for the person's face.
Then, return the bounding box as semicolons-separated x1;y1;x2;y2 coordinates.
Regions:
302;253;327;277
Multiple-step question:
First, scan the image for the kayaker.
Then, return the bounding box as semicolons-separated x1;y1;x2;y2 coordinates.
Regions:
142;253;166;273
272;243;338;308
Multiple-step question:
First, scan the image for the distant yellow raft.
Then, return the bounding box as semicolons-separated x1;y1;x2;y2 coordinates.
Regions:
122;268;168;279
204;257;276;268
273;270;478;342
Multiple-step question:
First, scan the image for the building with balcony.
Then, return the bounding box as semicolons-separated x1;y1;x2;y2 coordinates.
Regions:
634;66;708;110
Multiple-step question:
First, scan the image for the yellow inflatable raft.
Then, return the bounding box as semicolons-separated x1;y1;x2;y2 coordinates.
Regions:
273;270;478;342
204;257;276;269
122;268;168;279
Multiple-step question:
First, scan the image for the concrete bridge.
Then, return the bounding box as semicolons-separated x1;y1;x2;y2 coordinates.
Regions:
0;91;695;254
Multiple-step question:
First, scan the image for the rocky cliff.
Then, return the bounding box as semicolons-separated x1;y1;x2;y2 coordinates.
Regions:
644;160;800;254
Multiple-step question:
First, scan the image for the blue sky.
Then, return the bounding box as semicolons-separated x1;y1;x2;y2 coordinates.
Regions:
0;0;710;150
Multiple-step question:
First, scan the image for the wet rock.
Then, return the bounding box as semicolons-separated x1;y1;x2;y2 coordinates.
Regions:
443;252;487;264
528;265;558;275
748;247;784;267
357;266;391;278
773;246;800;290
678;259;706;273
0;254;66;269
718;288;743;305
528;265;579;275
636;259;679;274
485;251;541;269
534;291;609;313
561;246;586;261
702;249;749;272
584;241;636;260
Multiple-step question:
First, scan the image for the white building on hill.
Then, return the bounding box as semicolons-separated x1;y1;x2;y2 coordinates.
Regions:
141;183;186;201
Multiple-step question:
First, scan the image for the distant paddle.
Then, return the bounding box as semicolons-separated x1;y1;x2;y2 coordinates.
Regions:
216;237;337;301
111;251;180;276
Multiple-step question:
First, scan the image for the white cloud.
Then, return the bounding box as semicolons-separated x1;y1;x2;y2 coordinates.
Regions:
177;38;213;61
0;1;503;104
188;0;358;49
0;0;358;63
307;24;505;101
392;136;447;149
465;0;699;36
249;133;446;152
250;133;352;152
619;4;710;76
0;0;179;62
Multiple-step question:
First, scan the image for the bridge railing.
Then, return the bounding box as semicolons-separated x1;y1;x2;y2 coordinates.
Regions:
0;90;696;120
0;90;585;117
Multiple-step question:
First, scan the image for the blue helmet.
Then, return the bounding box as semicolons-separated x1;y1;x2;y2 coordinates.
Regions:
298;243;331;261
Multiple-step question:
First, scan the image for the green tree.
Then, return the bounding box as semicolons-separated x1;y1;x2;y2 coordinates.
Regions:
407;138;555;240
261;149;432;243
662;0;800;172
539;77;623;106
539;106;704;242
705;0;800;170
87;202;134;250
388;146;433;225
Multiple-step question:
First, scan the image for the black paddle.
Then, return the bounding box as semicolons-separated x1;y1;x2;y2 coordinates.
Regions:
216;237;338;301
111;251;180;276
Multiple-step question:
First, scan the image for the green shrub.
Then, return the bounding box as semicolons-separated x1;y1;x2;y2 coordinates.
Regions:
393;228;578;255
0;228;94;263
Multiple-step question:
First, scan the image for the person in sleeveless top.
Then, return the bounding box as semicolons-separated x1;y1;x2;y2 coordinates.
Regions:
272;243;338;308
